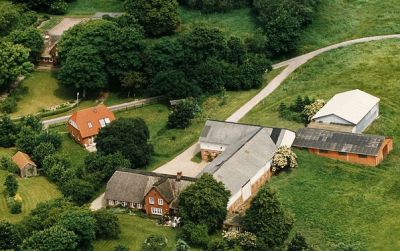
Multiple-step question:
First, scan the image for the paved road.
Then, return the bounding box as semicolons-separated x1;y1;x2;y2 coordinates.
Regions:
91;34;400;210
42;96;162;128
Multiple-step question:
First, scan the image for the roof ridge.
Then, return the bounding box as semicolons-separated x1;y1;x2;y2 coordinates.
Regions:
116;168;197;182
205;119;296;134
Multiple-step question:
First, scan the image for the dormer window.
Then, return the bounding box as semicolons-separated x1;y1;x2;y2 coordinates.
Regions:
88;122;93;128
99;118;111;128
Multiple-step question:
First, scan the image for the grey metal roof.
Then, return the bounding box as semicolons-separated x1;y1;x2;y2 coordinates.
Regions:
293;128;385;156
198;120;291;196
105;169;196;203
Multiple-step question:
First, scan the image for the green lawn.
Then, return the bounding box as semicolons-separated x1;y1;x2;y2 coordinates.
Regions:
0;170;61;223
94;213;180;251
179;6;257;39
13;71;75;117
66;0;124;15
297;0;400;53
242;40;400;249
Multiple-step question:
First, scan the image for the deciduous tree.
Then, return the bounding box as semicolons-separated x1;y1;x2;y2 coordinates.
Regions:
6;27;44;61
4;174;18;197
0;220;22;250
92;209;120;239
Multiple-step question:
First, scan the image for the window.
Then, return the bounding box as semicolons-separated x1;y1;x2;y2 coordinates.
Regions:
108;200;114;206
149;197;154;205
319;149;328;153
137;203;142;209
358;154;368;158
88;122;93;128
69;119;78;129
121;201;127;207
130;202;134;208
105;118;110;124
338;152;347;156
151;207;163;215
99;119;106;127
158;198;164;205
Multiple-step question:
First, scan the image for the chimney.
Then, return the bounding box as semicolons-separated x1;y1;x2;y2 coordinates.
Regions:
176;171;182;181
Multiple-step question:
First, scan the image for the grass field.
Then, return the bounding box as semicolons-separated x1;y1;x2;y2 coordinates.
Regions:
93;213;180;251
0;170;61;223
179;7;257;39
66;0;124;15
242;39;400;249
297;0;400;53
13;71;75;117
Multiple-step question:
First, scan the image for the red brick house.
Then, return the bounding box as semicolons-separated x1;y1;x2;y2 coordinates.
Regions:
293;128;393;166
105;169;196;216
67;104;115;147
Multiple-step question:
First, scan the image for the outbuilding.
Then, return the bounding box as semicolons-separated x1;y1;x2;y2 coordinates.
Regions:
293;128;393;166
12;151;38;178
309;89;380;133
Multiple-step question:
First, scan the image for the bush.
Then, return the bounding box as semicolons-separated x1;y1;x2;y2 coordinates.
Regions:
4;174;18;197
271;146;298;172
7;197;22;214
49;0;68;14
0;97;17;114
207;238;229;251
180;223;209;248
278;96;314;123
288;233;312;251
223;230;257;250
141;234;168;251
115;245;129;251
92;209;120;239
302;99;325;123
167;99;200;129
175;239;190;251
0;157;19;174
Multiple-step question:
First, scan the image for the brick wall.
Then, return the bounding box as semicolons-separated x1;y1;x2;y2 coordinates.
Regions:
144;188;170;216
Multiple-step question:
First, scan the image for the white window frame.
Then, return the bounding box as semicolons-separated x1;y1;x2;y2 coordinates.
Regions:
149;197;154;205
105;117;110;124
108;200;114;206
99;119;106;127
137;203;142;209
121;201;127;207
158;198;164;205
88;122;93;128
151;207;163;215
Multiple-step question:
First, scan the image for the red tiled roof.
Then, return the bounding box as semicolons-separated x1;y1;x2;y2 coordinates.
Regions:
12;151;36;170
69;104;115;138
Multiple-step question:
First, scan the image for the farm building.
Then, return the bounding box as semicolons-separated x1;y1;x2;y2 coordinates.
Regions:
199;120;296;212
67;104;115;148
12;151;38;178
293;128;393;166
105;169;196;216
309;89;380;133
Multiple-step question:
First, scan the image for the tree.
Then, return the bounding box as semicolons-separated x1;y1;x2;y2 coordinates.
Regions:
180;223;209;248
7;27;44;61
242;186;293;249
0;220;22;250
19;115;43;132
288;233;312;251
96;118;153;168
12;0;69;14
0;41;33;89
32;142;56;167
236;54;271;90
21;225;78;251
302;99;325;123
60;178;95;205
0;115;18;147
4;174;18;197
125;0;180;37
36;130;62;150
58;45;107;98
120;71;147;98
42;154;72;183
84;152;130;182
115;245;129;251
179;26;227;63
207;238;228;251
57;209;96;251
191;58;232;93
0;156;19;174
92;209;120;239
167;99;200;129
271;146;298;172
141;234;168;251
179;173;230;232
0;4;37;37
226;36;246;65
15;126;38;155
175;239;190;251
149;70;201;100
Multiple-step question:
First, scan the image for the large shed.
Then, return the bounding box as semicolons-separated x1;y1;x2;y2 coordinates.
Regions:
309;89;380;133
293;128;393;166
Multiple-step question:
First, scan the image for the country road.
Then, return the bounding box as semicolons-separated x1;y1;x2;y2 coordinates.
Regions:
90;34;400;210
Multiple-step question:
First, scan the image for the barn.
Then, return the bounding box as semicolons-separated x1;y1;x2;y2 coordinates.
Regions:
309;89;380;133
293;128;393;166
198;120;296;212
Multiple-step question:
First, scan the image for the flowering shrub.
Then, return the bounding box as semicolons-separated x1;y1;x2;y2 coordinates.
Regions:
223;230;257;249
271;146;298;172
302;99;325;122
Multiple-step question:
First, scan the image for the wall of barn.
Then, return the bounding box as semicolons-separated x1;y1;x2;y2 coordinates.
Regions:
355;103;379;133
308;148;378;166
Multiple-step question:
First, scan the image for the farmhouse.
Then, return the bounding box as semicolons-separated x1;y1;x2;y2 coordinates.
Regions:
199;120;296;212
293;128;393;166
105;169;196;216
309;89;380;133
67;104;115;147
12;151;38;178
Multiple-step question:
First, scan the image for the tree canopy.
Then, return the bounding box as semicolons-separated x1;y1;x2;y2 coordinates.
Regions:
6;27;44;61
178;173;230;233
95;118;153;168
125;0;180;37
0;41;33;89
242;186;293;249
